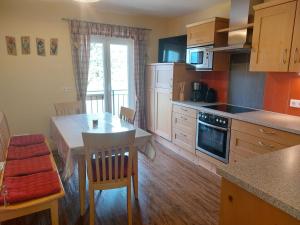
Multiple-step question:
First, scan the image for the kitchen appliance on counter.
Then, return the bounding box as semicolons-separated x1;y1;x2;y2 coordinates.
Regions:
191;81;208;102
186;45;214;71
205;88;217;103
196;111;231;163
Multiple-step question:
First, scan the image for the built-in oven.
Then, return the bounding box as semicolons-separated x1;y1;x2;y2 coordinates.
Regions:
186;45;213;71
196;111;231;163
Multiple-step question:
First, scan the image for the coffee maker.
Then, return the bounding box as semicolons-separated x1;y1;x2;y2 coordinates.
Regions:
191;82;208;102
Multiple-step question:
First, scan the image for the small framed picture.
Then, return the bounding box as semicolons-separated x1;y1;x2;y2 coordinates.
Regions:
36;38;46;56
6;36;17;56
50;38;58;55
21;36;30;55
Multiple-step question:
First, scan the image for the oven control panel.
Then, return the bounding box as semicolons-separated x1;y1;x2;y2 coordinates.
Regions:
198;112;229;128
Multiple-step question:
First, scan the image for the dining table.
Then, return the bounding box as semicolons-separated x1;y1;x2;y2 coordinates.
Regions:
50;113;153;216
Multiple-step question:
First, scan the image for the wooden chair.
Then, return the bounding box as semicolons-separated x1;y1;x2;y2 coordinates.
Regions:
54;101;82;116
120;107;136;124
82;130;136;225
0;112;11;161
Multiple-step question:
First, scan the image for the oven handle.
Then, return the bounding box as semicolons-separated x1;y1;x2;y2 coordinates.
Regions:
198;120;229;131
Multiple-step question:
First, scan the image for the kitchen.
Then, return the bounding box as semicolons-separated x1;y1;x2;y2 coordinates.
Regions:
0;0;299;224
146;0;300;224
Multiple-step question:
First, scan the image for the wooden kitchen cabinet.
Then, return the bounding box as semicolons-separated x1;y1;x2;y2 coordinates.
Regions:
219;179;300;225
154;88;172;141
230;119;300;163
155;64;173;89
250;0;297;72
186;17;229;47
290;0;300;72
172;106;197;153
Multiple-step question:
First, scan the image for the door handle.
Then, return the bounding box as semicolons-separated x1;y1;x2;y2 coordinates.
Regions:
259;128;276;135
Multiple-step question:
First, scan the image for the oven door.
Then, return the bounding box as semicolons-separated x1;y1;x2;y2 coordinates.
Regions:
196;120;230;163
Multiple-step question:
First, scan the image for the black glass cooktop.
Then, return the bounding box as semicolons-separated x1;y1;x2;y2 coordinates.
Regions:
202;104;258;114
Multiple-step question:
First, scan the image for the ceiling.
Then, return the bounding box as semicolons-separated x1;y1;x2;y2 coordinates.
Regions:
38;0;227;17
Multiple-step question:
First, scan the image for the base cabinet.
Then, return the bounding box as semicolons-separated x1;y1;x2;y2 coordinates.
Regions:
219;179;300;225
154;88;172;141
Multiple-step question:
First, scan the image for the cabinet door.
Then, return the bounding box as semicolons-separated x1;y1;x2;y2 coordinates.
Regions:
154;88;172;141
146;65;156;89
146;88;155;132
250;1;297;72
155;65;173;89
290;2;300;72
187;22;215;46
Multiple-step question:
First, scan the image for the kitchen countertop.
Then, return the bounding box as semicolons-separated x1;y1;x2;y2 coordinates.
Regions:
173;101;300;135
217;145;300;220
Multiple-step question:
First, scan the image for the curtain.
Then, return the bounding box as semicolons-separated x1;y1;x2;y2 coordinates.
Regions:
68;20;149;128
69;21;91;113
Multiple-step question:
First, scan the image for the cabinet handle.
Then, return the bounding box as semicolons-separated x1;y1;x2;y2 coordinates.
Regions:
181;108;188;112
259;128;276;135
228;195;233;202
258;141;274;149
180;116;187;121
295;48;299;64
283;48;288;64
179;132;187;138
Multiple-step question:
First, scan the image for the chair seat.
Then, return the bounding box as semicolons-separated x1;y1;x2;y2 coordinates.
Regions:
0;171;61;205
4;155;53;177
91;155;129;182
9;134;45;147
6;143;50;160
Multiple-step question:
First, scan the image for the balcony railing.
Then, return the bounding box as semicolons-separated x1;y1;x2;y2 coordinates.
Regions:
86;90;128;116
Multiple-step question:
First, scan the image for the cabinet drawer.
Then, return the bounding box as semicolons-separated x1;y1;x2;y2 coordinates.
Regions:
173;105;197;118
172;112;196;134
230;130;286;162
231;120;300;146
173;128;195;152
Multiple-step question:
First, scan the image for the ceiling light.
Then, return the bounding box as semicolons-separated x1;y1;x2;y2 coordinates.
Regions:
74;0;100;3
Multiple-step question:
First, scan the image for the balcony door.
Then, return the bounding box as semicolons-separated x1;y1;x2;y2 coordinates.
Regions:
86;36;134;116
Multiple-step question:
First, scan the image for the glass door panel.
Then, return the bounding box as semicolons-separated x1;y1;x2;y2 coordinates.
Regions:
86;41;105;114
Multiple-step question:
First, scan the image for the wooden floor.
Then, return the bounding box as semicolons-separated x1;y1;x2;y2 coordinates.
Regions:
3;141;221;225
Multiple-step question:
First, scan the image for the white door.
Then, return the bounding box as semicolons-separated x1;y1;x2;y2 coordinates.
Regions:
86;36;134;116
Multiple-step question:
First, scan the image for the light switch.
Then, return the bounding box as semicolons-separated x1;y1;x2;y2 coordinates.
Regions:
290;99;300;108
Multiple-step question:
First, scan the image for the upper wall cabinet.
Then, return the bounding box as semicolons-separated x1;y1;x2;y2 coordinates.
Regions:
250;0;299;72
186;17;229;47
290;1;300;72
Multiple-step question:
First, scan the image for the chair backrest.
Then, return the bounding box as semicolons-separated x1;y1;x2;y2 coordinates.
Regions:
82;130;136;184
54;101;82;116
0;112;11;161
120;107;136;124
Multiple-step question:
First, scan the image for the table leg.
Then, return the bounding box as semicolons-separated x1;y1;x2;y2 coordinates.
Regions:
132;149;138;200
78;158;86;216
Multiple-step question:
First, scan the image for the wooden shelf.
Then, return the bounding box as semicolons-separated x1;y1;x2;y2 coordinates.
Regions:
217;23;254;33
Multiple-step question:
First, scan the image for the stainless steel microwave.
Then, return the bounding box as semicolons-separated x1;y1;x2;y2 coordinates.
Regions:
186;45;213;71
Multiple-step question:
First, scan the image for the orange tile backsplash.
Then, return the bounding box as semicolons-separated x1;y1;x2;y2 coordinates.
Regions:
199;71;229;103
264;72;300;116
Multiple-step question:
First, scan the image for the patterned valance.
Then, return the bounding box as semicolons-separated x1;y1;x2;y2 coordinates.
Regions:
69;20;149;41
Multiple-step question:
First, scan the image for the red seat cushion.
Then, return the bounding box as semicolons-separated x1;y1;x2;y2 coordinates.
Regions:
91;155;129;182
9;134;45;147
0;171;61;204
4;155;53;177
6;143;50;160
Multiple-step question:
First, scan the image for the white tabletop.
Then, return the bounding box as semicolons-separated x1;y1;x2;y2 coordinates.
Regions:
51;113;152;154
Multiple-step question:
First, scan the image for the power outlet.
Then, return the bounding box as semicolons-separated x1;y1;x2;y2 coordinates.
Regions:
63;87;72;93
290;99;300;108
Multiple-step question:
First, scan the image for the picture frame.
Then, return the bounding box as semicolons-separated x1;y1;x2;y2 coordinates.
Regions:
50;38;58;55
36;38;46;56
21;36;30;55
5;36;17;56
